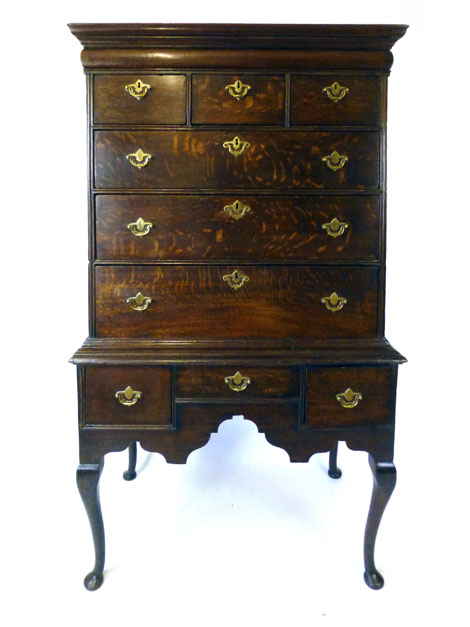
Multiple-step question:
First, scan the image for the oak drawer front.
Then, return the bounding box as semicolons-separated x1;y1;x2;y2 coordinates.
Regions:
94;265;378;339
177;367;300;399
191;74;285;125
291;75;381;126
306;366;394;428
84;366;172;426
93;74;187;125
95;194;380;262
94;130;379;190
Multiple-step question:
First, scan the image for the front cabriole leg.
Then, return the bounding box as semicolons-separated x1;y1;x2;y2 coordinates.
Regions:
363;455;397;589
76;459;105;591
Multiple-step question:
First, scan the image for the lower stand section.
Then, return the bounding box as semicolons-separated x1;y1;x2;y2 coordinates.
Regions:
363;455;397;590
76;460;105;591
328;442;342;479
123;442;138;481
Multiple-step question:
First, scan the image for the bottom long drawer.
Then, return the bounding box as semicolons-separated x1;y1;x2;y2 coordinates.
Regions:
95;265;378;339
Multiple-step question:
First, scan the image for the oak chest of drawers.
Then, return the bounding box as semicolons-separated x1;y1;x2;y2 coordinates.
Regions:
69;23;407;592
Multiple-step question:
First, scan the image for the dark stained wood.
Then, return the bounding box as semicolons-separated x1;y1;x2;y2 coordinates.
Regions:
306;366;394;428
192;74;285;125
94;130;380;190
93;74;186;125
176;366;300;398
84;365;172;426
94;265;379;339
95;194;380;262
291;75;381;126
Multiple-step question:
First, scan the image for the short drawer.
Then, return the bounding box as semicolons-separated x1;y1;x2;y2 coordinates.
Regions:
191;74;285;125
95;194;380;262
83;366;172;426
291;75;381;126
306;366;395;428
93;74;187;125
94;264;379;339
177;367;300;399
94;130;380;190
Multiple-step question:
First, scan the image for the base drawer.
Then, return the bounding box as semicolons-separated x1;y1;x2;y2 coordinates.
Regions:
83;366;172;427
306;366;395;428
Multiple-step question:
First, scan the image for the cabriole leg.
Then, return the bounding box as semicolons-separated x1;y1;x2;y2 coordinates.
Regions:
363;455;397;590
76;460;105;591
328;442;342;479
123;442;138;481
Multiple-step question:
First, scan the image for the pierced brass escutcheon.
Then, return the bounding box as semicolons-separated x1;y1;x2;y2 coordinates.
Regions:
336;387;363;409
321;292;348;312
225;79;252;100
223;136;251;157
126;291;152;311
322;81;349;103
115;385;143;406
322;151;349;171
223;269;250;290
224;200;251;220
127;217;154;237
126;148;152;169
321;217;349;238
125;79;151;100
224;371;252;392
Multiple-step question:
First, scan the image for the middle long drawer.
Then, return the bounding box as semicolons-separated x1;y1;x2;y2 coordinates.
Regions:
95;265;379;339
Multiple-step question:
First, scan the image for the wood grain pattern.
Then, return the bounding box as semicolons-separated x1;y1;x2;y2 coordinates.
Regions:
95;194;380;262
93;74;186;125
192;74;285;125
94;264;379;339
84;365;172;426
94;130;380;190
306;366;394;427
176;366;300;398
291;75;381;126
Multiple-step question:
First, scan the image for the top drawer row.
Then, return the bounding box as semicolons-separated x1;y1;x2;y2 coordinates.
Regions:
93;74;381;126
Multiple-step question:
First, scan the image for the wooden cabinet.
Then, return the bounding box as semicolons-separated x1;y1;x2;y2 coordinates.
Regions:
70;22;407;593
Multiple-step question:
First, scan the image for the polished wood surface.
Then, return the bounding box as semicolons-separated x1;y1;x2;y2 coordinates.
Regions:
93;74;187;124
95;194;380;262
94;130;380;190
94;264;379;339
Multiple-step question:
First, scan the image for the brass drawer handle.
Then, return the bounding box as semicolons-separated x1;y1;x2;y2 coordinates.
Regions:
322;81;349;103
322;151;348;171
126;291;152;311
225;79;251;100
223;269;250;290
125;79;151;100
127;217;153;237
224;200;251;220
224;371;252;392
321;217;349;238
336;387;362;409
115;385;143;406
126;148;152;169
321;292;348;312
223;136;251;157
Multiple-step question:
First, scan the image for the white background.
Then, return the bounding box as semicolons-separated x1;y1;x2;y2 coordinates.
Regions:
2;0;469;625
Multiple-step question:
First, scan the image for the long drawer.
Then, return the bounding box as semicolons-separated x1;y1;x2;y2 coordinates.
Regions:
94;130;380;190
94;265;379;339
95;194;380;262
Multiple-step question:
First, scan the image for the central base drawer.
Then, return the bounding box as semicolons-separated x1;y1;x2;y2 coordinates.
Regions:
95;264;379;339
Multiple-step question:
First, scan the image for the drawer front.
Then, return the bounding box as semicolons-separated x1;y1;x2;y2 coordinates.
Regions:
191;74;285;125
177;367;300;399
306;366;394;428
291;75;381;126
94;130;379;190
95;265;378;339
84;366;172;426
95;194;380;262
93;74;187;125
